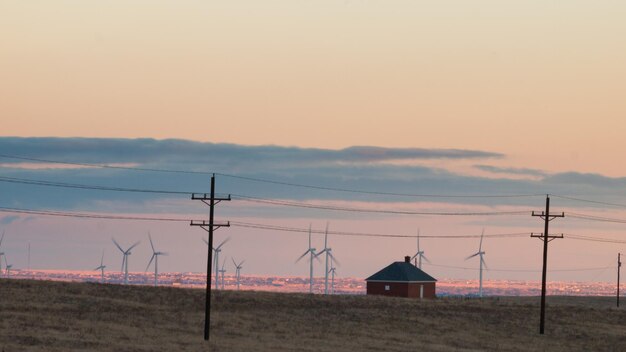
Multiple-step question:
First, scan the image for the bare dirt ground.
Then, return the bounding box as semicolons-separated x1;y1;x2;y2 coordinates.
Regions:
0;279;624;351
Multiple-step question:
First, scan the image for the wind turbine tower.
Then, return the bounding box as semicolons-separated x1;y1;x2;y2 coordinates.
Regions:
465;230;487;297
219;259;226;290
146;233;168;287
112;238;140;285
204;237;229;290
94;250;106;283
232;258;245;290
4;255;13;278
0;231;5;273
296;225;318;294
328;267;337;294
317;224;339;295
411;229;430;269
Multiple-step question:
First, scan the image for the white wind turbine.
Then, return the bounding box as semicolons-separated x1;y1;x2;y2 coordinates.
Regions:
296;225;319;294
465;229;487;297
203;237;229;290
4;255;13;278
328;267;337;294
219;259;226;290
232;258;245;290
94;250;106;283
316;224;339;295
411;229;430;269
112;238;140;285
146;233;168;287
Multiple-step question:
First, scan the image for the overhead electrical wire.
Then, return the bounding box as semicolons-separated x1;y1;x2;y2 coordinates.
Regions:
423;262;615;273
230;194;531;216
1;206;625;244
567;212;626;224
0;153;544;198
0;176;532;216
552;194;626;209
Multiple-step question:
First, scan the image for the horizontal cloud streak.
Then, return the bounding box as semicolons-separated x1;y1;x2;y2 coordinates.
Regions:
0;137;502;167
0;137;625;213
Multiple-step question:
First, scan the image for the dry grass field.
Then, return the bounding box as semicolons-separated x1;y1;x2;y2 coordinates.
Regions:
0;279;624;352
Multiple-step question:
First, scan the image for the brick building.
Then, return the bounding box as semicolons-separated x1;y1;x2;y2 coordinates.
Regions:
365;256;437;298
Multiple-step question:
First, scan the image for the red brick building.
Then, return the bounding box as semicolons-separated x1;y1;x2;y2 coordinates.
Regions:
366;256;437;299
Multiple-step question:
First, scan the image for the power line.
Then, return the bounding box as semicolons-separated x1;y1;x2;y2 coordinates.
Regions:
0;153;544;199
229;220;529;239
423;262;615;273
552;194;626;209
0;176;193;195
231;194;532;216
218;173;544;199
567;212;626;224
1;205;625;244
0;176;533;216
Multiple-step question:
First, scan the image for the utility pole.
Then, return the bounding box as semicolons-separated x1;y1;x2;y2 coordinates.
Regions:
531;195;564;335
618;253;621;308
190;174;230;341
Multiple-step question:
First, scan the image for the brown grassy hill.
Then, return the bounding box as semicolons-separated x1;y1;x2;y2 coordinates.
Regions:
0;279;624;351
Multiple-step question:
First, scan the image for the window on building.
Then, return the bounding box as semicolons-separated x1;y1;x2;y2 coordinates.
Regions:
385;285;390;291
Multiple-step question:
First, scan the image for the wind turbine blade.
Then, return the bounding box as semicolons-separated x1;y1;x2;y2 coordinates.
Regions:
202;237;209;246
465;252;480;260
314;253;322;263
146;254;155;272
0;230;4;247
324;222;329;248
112;238;124;253
308;224;312;249
149;233;155;253
481;257;489;270
417;228;421;252
421;254;431;264
100;250;104;267
411;252;419;260
160;252;169;256
239;260;245;267
128;241;141;252
232;258;238;267
221;258;226;270
328;252;341;266
316;249;327;256
296;251;309;263
479;228;484;251
121;255;126;273
215;237;230;250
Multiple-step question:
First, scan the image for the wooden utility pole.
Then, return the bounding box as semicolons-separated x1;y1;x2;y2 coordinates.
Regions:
190;174;230;341
531;195;564;335
618;253;622;308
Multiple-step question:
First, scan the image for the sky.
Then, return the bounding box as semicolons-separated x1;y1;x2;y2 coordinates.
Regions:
1;2;625;284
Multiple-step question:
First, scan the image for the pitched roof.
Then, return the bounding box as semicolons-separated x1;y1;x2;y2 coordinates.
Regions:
366;261;437;282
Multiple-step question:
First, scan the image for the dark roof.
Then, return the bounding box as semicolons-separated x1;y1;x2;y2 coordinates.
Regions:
366;262;437;282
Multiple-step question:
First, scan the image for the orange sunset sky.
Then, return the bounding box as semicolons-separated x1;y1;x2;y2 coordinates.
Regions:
2;1;626;175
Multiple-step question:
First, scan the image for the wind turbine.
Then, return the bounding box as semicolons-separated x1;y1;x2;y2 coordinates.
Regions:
317;224;339;295
328;267;337;294
411;229;430;269
112;238;140;285
94;250;106;283
232;258;245;290
465;229;487;297
0;231;5;274
203;237;229;290
146;233;168;287
296;224;319;294
4;255;13;278
219;259;226;290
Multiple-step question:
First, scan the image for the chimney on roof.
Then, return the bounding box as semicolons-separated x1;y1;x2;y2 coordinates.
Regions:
404;256;411;263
